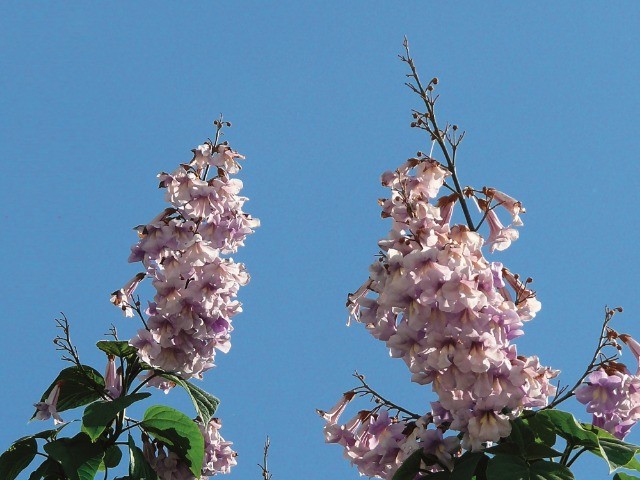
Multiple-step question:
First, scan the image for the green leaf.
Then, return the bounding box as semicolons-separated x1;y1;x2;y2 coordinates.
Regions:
529;460;574;479
421;472;450;479
392;449;424;480
82;392;151;441
159;373;220;425
523;443;563;460
104;444;123;469
22;423;71;442
524;414;556;447
0;437;37;480
43;432;105;480
582;424;640;473
486;454;530;480
485;443;522;456
97;340;138;360
128;434;157;480
450;451;486;480
32;366;105;418
487;455;574;480
614;474;640;480
28;459;65;480
625;456;640;472
534;411;599;448
141;405;204;476
509;418;536;453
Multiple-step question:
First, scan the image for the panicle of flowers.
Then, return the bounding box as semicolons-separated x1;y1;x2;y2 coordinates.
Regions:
576;333;640;439
318;391;461;478
341;153;558;459
111;122;259;382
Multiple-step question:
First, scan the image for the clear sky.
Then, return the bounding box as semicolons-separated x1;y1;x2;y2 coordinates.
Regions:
1;2;639;479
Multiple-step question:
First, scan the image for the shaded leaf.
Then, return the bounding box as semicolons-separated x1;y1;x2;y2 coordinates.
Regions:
104;444;123;469
523;443;563;460
32;366;105;418
524;414;556;447
509;418;536;453
487;454;574;480
141;405;204;477
0;437;37;480
485;443;521;456
128;434;157;480
28;459;65;480
451;451;486;480
82;392;151;441
392;449;424;480
44;432;105;480
486;454;529;480
421;472;450;479
614;474;640;480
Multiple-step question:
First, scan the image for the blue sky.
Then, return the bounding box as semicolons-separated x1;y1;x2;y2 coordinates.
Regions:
1;2;639;479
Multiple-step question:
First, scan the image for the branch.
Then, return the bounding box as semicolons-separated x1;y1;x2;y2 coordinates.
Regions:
202;114;231;181
545;306;622;409
53;313;82;367
400;38;475;230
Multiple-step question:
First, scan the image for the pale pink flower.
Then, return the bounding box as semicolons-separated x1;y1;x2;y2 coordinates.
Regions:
110;272;146;317
34;382;64;424
104;355;123;399
487;188;525;226
485;209;519;253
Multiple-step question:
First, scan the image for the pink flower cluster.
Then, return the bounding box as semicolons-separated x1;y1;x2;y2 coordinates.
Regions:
318;393;460;478
345;156;558;453
112;141;259;381
576;335;640;439
143;418;237;479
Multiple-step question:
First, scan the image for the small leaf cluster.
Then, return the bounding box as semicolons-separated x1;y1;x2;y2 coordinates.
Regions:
0;340;220;480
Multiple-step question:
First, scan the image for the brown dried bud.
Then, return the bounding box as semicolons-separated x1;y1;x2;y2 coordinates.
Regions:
452;125;458;131
431;77;439;85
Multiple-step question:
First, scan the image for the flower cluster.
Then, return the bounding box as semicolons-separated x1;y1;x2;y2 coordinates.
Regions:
344;156;558;455
112;140;259;381
143;418;237;479
576;335;640;439
318;393;460;477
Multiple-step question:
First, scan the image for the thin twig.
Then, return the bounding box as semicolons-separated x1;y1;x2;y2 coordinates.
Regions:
258;436;273;480
353;372;421;420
